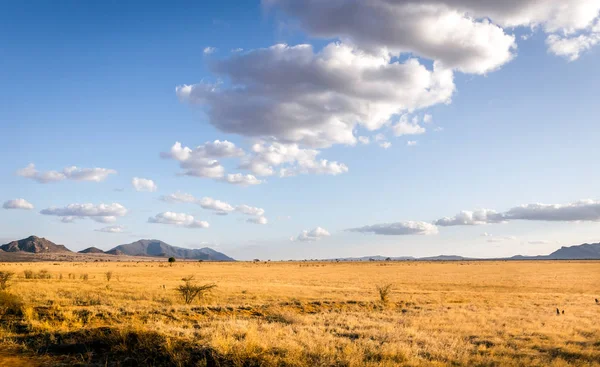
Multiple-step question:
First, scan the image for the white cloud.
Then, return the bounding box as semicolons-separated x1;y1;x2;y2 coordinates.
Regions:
266;0;600;71
161;141;244;179
177;42;455;148
148;212;209;229
223;173;263;186
379;142;392;149
503;200;600;222
16;163;116;183
347;221;438;235
423;114;433;123
3;198;34;210
203;46;216;54
435;209;504;226
392;115;426;137
406;140;418;147
132;177;158;192
160;192;198;204
247;216;268;225
294;227;331;242
241;141;349;177
357;136;370;145
235;204;265;217
528;240;552;245
436;199;600;227
95;225;124;233
546;32;600;61
40;203;127;223
199;197;235;214
487;236;517;243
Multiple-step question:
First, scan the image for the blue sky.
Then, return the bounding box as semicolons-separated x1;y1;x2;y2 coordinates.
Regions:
2;1;600;260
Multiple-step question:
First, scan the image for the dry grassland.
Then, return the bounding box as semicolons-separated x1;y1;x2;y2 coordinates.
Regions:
0;260;599;366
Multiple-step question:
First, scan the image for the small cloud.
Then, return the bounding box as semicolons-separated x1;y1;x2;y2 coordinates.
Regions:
406;140;417;147
358;136;370;145
231;48;243;53
433;127;444;132
203;46;216;54
293;227;331;242
95;225;125;233
132;177;157;192
3;198;34;210
379;141;392;149
423;114;432;123
527;240;552;245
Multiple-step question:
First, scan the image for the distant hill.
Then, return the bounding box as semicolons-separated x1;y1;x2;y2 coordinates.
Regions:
0;235;71;253
511;242;600;260
107;239;234;261
78;247;104;254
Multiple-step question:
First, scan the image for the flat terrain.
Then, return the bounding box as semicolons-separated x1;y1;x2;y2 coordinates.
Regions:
0;260;599;366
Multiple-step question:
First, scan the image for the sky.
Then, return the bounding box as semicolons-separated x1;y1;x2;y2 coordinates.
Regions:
1;0;600;260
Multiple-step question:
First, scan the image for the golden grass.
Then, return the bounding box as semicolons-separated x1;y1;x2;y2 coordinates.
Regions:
0;260;599;366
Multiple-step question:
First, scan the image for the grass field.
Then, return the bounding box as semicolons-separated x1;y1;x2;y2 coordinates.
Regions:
0;260;599;366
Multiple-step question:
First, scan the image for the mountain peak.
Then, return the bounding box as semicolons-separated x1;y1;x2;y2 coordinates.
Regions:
107;239;234;261
1;236;72;253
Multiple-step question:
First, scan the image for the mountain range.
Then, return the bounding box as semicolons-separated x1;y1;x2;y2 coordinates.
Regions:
1;236;600;261
0;236;234;261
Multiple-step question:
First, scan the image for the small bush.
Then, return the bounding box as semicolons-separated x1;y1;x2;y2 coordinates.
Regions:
38;269;52;279
0;271;14;290
176;276;216;305
24;270;34;279
105;271;113;282
376;283;393;304
168;257;176;264
81;273;89;281
0;291;23;317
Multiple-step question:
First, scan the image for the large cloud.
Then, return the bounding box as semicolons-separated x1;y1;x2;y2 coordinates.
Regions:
17;164;116;183
3;198;34;210
148;212;209;229
294;227;331;241
177;42;454;148
347;221;439;235
40;203;127;223
265;0;600;69
436;199;600;226
435;209;504;226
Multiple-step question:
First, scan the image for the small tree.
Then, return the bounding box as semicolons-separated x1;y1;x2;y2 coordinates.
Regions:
376;283;393;304
0;271;14;291
176;276;216;305
168;257;176;265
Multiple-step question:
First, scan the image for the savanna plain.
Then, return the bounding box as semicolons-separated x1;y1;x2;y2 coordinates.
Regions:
0;260;599;366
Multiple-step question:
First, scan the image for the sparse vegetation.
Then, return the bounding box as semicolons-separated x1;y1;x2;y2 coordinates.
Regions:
105;271;113;282
176;276;216;304
376;283;393;304
0;261;599;366
0;271;14;290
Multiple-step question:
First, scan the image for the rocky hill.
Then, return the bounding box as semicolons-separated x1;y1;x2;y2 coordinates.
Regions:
0;235;71;253
107;239;234;261
78;247;105;254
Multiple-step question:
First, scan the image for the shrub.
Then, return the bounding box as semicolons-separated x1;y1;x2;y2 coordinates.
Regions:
376;283;393;304
0;291;23;317
81;273;89;281
168;257;176;264
38;269;52;279
24;270;34;279
105;271;113;282
176;276;216;305
0;271;14;290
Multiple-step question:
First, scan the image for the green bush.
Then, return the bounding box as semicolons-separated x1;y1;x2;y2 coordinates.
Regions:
0;291;24;317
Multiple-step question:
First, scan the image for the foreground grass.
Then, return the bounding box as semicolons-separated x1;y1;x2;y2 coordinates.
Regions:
0;260;599;366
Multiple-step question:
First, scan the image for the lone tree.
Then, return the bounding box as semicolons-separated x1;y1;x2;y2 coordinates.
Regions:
176;276;216;304
168;257;176;265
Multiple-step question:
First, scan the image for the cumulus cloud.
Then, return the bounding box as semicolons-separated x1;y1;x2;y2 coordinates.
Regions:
16;164;116;183
161;141;244;180
294;227;331;241
435;209;505;226
379;142;392;149
265;0;600;70
357;136;370;145
392;115;426;137
546;31;600;61
3;198;34;210
423;114;433;123
223;173;263;186
131;177;158;192
203;46;216;54
160;192;267;222
95;225;125;233
148;212;209;229
177;42;454;148
436;199;600;226
40;203;127;223
240;141;348;177
347;221;438;235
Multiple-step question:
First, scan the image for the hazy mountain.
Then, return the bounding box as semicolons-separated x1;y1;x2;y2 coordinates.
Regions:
107;239;234;261
78;247;105;254
0;235;71;253
511;242;600;260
